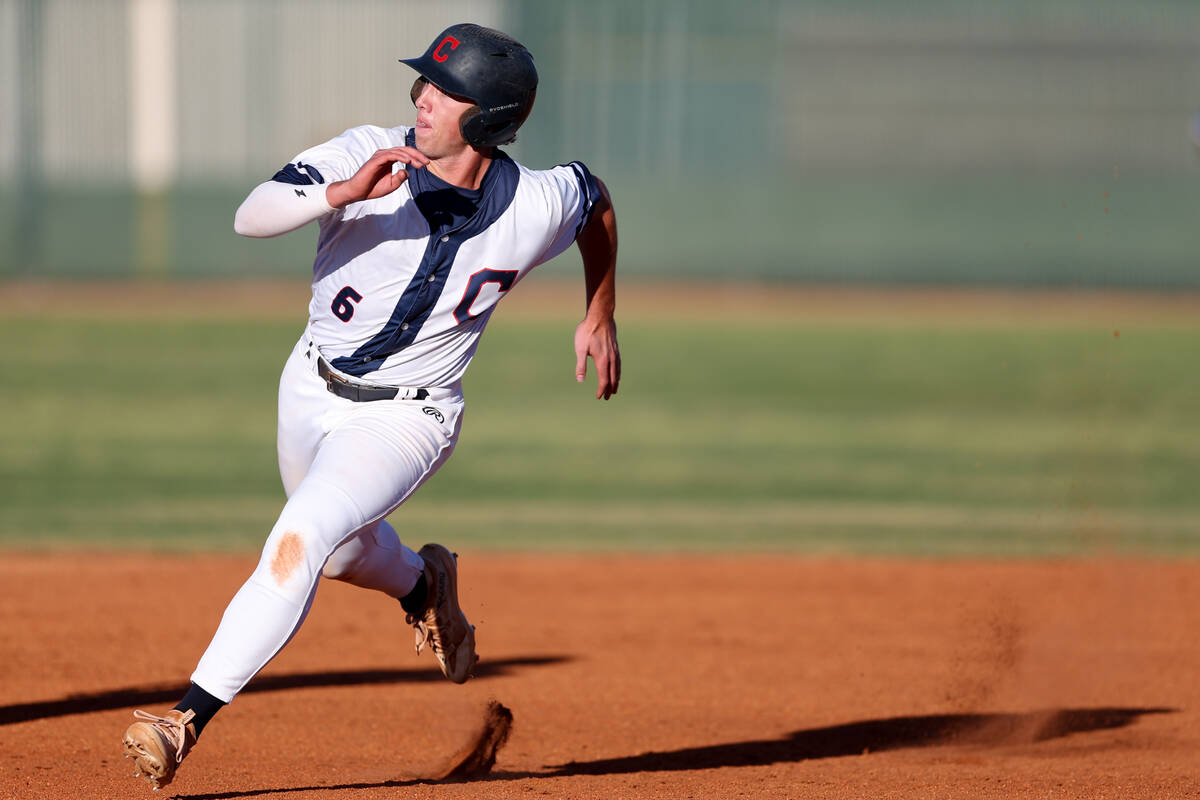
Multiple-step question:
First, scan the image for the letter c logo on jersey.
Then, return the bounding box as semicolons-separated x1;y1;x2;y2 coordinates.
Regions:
432;36;460;62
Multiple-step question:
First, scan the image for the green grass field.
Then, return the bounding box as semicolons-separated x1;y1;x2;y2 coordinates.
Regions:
2;286;1197;556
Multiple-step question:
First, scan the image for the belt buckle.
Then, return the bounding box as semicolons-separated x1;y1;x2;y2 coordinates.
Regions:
317;355;341;393
321;365;338;393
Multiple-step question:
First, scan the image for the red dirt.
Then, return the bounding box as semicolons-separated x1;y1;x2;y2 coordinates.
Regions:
1;553;1198;799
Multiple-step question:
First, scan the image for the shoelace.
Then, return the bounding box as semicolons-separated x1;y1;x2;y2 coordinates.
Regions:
132;709;194;761
407;613;443;657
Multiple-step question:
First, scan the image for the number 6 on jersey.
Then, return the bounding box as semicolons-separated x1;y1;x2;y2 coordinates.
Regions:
332;286;363;322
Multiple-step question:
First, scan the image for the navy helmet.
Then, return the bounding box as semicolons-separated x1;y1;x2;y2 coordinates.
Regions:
401;23;538;147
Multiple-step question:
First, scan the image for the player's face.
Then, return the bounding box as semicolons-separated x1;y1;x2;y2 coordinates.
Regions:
412;78;477;158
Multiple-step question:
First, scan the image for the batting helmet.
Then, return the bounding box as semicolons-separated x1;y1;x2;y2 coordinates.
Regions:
400;23;538;148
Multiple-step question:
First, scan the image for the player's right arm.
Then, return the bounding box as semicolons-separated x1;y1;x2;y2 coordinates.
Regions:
234;144;428;238
325;146;428;208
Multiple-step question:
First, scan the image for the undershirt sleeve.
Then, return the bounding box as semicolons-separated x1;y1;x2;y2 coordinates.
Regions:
233;180;336;238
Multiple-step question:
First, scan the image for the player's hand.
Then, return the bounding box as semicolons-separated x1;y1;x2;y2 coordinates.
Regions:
574;314;621;400
326;147;430;208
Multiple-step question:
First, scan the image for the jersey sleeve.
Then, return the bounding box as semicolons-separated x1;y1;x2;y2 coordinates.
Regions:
532;160;604;266
269;125;404;187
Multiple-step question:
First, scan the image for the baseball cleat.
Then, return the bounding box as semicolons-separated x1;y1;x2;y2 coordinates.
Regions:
122;709;197;790
408;544;478;683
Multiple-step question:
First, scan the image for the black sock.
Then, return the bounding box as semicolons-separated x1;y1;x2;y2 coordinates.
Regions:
399;572;428;615
173;682;225;736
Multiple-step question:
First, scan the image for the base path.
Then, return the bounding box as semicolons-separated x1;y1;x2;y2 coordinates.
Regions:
1;553;1197;799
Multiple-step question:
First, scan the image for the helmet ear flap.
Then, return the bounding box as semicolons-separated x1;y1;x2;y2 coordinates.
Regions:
459;105;488;148
458;88;535;147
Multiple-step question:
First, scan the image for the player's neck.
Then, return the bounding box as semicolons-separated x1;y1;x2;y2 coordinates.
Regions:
427;146;494;191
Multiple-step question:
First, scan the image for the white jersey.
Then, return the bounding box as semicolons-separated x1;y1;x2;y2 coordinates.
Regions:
273;124;601;388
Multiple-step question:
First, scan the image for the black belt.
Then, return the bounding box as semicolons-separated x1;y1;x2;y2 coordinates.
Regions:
316;356;429;402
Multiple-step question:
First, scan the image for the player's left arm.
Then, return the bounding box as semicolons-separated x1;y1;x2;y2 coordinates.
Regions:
573;177;621;400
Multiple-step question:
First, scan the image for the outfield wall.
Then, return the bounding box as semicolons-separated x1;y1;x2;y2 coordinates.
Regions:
2;0;1199;285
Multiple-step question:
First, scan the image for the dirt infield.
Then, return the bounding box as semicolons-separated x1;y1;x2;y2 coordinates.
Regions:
1;553;1198;799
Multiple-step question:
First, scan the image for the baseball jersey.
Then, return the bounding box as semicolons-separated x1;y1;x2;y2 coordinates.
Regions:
272;124;602;388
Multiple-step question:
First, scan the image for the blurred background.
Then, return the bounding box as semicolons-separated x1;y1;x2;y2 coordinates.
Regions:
2;0;1199;285
1;1;1198;555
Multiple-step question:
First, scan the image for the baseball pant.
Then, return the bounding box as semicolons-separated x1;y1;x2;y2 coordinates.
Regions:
190;334;464;703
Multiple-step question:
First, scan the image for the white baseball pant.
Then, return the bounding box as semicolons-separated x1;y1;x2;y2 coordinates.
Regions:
190;334;464;703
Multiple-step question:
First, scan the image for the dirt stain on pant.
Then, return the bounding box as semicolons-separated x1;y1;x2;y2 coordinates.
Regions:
271;531;305;586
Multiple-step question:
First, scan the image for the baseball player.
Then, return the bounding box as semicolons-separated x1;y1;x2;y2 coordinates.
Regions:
120;23;619;790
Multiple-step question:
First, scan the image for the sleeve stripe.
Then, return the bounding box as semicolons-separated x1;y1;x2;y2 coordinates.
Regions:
271;161;326;186
565;161;603;240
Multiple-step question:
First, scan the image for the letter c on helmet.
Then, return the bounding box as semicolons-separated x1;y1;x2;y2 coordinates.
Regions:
432;36;460;62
